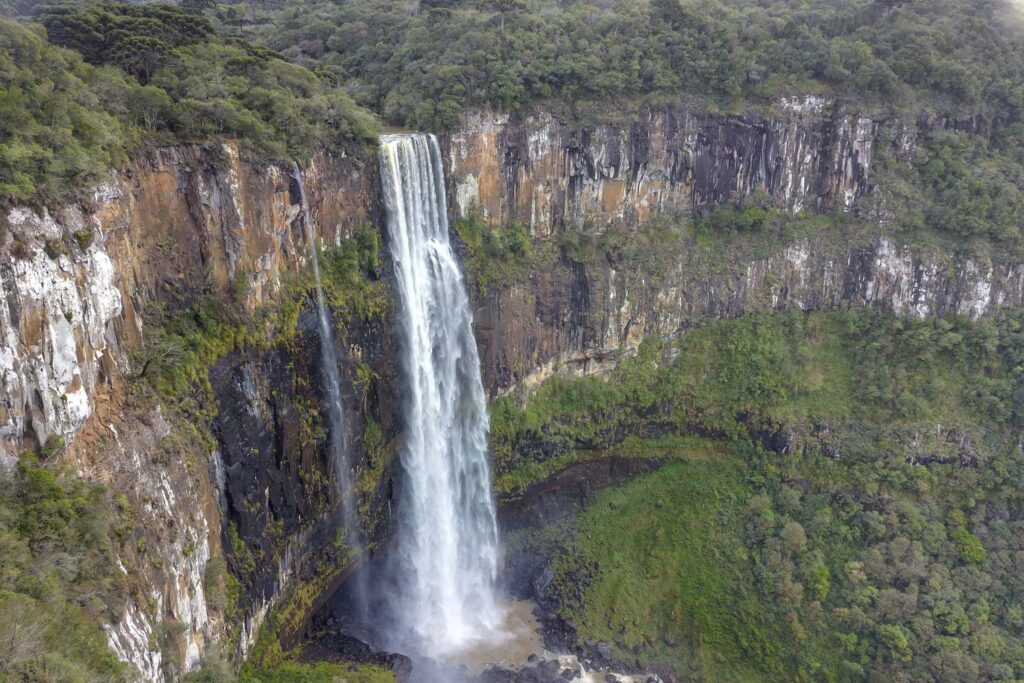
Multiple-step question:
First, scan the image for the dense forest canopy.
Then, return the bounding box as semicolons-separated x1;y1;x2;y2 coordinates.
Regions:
216;0;1024;129
0;2;378;205
495;307;1024;681
2;0;1024;203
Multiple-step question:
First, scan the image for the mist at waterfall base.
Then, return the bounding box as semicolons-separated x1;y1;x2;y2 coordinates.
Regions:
330;134;515;678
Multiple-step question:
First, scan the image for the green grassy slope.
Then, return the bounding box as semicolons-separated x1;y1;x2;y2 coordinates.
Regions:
505;309;1024;681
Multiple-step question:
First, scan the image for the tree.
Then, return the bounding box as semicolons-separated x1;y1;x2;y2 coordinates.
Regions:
0;593;50;674
952;528;986;564
877;623;914;663
129;84;173;129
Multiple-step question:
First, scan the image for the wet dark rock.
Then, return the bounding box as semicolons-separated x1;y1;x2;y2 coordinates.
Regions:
479;666;518;683
533;566;555;596
538;659;561;677
514;666;550;683
299;631;412;682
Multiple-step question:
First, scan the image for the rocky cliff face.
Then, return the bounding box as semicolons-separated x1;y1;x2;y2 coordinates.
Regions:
447;99;878;236
0;99;1019;680
471;234;1024;396
444;104;1020;395
0;143;377;461
0;142;394;679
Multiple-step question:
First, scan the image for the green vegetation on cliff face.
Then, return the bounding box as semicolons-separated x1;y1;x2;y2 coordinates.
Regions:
0;4;378;206
218;0;1024;129
874;129;1024;250
454;215;552;293
542;457;786;681
239;532;356;672
140;227;387;399
239;661;395;683
493;309;1024;496
0;458;127;681
506;310;1024;681
137;226;390;673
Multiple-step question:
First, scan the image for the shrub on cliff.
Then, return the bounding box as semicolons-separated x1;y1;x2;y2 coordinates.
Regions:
0;458;127;681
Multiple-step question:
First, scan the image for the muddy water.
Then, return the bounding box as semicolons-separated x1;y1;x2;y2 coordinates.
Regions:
441;598;543;673
439;598;661;683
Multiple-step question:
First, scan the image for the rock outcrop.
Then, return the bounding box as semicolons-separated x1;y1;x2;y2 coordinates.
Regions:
444;105;1020;395
0;142;394;678
471;234;1024;396
448;99;877;236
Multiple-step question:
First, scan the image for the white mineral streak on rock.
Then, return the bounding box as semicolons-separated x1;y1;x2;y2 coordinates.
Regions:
237;531;306;659
528;125;551;160
870;237;914;315
456;172;480;218
220;143;246;280
784;243;810;308
97;404;215;678
911;262;940;318
606;267;619;346
850;117;876;203
452;100;879;234
105;598;163;682
959;261;994;320
500;233;1021;399
449;109;510;221
780;95;828;114
1;148;375;680
239;601;271;661
0;208;122;456
178;528;212;670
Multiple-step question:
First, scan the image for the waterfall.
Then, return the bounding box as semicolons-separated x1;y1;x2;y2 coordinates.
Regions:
379;134;501;655
291;164;366;612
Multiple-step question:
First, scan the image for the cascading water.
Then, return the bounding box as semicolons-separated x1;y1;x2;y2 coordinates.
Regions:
379;134;502;657
292;165;366;613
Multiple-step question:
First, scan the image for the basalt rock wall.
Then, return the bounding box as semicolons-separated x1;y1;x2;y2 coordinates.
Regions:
443;104;1020;396
0;142;397;679
447;99;882;236
470;234;1024;397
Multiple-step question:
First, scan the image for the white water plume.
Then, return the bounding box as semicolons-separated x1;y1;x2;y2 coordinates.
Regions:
379;134;502;657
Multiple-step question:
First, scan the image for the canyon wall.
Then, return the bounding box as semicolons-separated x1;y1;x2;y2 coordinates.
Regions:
471;234;1024;396
447;98;878;236
0;99;1019;679
444;104;1019;395
0;142;397;679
